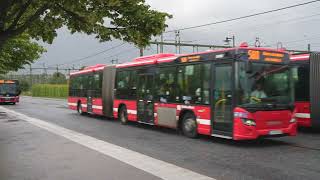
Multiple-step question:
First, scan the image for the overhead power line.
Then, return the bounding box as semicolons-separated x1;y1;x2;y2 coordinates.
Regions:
165;0;320;33
48;42;126;67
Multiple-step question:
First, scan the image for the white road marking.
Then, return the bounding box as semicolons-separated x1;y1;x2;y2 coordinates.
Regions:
0;106;215;180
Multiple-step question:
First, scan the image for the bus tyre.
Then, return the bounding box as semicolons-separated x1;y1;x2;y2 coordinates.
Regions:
77;103;84;115
119;106;128;125
182;113;198;138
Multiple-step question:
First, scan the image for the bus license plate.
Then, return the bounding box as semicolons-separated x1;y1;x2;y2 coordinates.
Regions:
269;130;283;135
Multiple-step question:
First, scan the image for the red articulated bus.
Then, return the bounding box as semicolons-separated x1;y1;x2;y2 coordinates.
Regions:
0;80;20;104
68;46;297;140
290;53;320;128
68;64;107;115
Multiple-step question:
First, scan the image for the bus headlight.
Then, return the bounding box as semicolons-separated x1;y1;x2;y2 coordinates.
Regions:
241;118;256;126
290;118;296;123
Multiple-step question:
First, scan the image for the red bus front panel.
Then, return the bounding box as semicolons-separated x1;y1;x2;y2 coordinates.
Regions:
0;96;19;103
233;107;297;140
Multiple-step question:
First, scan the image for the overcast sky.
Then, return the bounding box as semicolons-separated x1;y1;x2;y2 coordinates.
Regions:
28;0;320;73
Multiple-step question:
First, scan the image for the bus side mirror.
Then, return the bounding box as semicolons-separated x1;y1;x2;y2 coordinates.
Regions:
245;61;253;73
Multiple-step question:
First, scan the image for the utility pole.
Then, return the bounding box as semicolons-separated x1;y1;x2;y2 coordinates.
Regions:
42;63;47;84
111;59;118;64
308;44;311;52
277;42;283;50
42;63;47;75
232;35;235;47
160;34;164;53
29;64;32;88
56;65;59;74
155;40;159;53
224;35;235;47
174;30;181;54
149;41;231;52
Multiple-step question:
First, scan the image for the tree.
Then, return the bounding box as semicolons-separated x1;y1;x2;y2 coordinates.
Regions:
19;78;31;91
0;33;45;74
0;0;171;48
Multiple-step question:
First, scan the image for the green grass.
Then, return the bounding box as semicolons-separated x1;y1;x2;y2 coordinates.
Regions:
21;91;32;96
31;84;68;99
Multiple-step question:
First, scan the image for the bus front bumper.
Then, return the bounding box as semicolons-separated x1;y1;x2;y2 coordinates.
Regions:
0;96;19;103
233;121;297;140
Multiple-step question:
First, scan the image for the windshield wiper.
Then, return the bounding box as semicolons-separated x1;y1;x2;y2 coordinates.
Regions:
239;103;293;112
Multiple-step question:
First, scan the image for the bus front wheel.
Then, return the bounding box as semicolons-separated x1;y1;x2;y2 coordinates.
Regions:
182;113;198;138
119;106;128;125
77;103;84;115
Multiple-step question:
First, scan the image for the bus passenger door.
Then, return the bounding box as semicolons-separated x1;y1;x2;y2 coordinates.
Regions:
137;74;154;124
87;90;93;113
212;63;234;138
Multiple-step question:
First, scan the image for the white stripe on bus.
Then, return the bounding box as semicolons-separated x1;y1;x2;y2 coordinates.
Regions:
68;103;77;106
197;119;211;125
290;55;310;60
295;113;310;118
92;105;103;110
128;110;137;115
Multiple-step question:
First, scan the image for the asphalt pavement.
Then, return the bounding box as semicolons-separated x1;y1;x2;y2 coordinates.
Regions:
1;96;320;180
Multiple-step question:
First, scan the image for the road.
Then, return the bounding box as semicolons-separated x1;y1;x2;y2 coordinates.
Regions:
1;96;320;180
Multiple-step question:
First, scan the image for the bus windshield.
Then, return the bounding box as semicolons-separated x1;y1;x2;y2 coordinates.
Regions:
237;62;293;109
0;83;18;95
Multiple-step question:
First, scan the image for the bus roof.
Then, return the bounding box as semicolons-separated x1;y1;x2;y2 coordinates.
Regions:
70;64;106;76
69;46;289;73
116;46;288;68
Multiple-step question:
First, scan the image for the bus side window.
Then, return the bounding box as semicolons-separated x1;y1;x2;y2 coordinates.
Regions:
116;70;131;99
156;67;176;103
202;63;211;105
177;64;202;104
129;71;137;99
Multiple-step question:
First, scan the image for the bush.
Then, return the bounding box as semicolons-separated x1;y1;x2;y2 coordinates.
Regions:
20;79;30;91
32;84;68;98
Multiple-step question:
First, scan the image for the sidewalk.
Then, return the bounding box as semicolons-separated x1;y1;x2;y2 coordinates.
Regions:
0;110;158;180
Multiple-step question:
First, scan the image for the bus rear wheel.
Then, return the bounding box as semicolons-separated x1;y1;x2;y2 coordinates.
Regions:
119;106;128;125
77;103;84;115
182;113;198;138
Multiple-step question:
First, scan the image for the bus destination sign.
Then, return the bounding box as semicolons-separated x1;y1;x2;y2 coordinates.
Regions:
180;55;201;63
248;50;285;63
0;80;16;84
